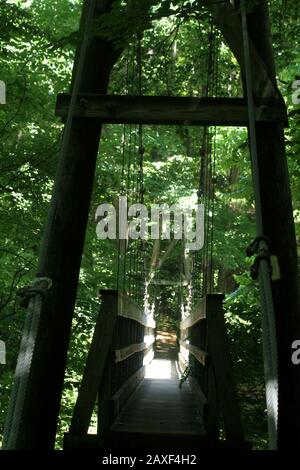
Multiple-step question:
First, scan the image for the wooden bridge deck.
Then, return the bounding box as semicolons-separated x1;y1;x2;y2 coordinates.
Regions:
112;379;205;435
107;359;207;449
64;308;248;451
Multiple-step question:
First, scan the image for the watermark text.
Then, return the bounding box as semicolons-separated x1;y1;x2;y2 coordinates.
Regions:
95;197;204;251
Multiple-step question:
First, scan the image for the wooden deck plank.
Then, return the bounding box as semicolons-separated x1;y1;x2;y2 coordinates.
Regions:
111;374;206;436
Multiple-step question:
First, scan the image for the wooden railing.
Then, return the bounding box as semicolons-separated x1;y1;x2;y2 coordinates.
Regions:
64;290;155;449
179;294;246;446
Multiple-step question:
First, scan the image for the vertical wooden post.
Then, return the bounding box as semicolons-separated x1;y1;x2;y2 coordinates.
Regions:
206;294;245;443
206;363;219;440
245;1;300;449
98;353;113;436
3;0;121;450
70;290;118;435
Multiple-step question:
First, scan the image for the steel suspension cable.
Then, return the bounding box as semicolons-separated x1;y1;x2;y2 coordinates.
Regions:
241;0;278;450
208;29;219;293
198;21;217;297
118;48;131;294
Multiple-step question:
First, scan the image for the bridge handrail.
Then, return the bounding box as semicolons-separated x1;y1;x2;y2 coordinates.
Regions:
118;292;156;328
179;293;245;444
67;290;156;442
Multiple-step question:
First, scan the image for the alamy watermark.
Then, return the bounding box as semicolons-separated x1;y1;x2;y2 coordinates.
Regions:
292;340;300;365
0;81;6;105
292;80;300;105
95;197;204;251
0;340;6;365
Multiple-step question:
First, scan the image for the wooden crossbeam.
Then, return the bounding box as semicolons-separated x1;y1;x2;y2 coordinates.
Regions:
55;94;288;127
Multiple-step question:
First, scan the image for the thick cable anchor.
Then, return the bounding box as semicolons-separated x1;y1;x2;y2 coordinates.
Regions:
17;277;53;308
246;236;272;280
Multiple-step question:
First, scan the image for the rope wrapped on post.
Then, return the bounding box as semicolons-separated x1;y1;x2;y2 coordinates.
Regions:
2;276;52;449
246;236;272;280
17;277;53;308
